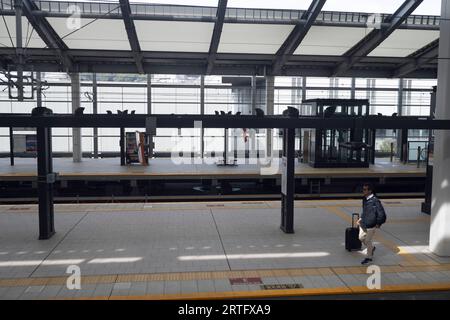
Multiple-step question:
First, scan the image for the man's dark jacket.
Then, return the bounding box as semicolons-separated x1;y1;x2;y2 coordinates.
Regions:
361;195;387;229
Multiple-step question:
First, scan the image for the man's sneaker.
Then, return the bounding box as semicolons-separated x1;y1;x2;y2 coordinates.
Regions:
361;258;373;265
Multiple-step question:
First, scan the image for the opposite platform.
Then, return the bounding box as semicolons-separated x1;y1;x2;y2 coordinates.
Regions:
0;157;425;181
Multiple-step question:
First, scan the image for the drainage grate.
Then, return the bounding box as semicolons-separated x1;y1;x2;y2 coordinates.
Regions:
207;204;225;207
9;207;31;211
261;284;303;290
385;201;402;204
229;277;262;285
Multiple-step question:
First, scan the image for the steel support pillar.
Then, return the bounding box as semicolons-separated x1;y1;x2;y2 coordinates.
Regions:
9;127;14;166
70;73;82;162
36;72;42;107
147;74;154;158
422;86;437;215
302;77;307;100
400;128;408;163
15;0;24;101
120;127;126;166
266;75;274;158
250;75;257;159
280;127;295;233
370;129;376;165
397;78;404;158
224;127;229;164
92;73;99;159
200;75;205;158
147;74;152;115
350;77;356;99
37;126;55;239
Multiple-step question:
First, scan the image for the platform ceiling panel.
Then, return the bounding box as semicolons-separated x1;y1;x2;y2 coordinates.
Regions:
293;26;373;56
134;21;214;52
0;16;46;48
47;18;131;50
368;29;440;57
218;23;294;54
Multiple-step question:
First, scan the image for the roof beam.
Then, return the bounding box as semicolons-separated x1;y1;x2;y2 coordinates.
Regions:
21;0;73;71
1;114;449;130
332;0;424;77
206;0;227;74
1;8;440;31
119;0;144;74
393;39;439;78
272;0;326;75
0;47;438;78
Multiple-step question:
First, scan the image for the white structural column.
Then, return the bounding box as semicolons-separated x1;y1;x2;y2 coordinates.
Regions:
266;76;275;157
429;0;450;256
70;73;82;162
250;75;257;160
147;74;152;115
200;75;205;158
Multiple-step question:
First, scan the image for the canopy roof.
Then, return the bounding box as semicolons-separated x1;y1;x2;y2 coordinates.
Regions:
0;0;440;78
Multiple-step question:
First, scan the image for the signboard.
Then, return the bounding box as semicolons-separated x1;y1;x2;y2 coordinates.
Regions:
26;135;37;152
13;135;27;153
137;132;147;165
13;134;37;154
126;132;139;163
126;131;148;165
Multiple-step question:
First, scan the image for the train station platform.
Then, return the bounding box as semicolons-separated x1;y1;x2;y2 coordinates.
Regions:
1;198;449;300
0;157;425;181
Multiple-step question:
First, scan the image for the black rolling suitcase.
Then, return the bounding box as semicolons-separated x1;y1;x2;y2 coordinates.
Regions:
345;213;362;251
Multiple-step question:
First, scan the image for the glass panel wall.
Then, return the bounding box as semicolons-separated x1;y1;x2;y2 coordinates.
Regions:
0;73;436;158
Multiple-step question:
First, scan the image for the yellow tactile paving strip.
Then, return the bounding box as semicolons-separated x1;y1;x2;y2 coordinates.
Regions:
2;263;450;289
81;287;356;300
78;283;450;300
99;282;450;300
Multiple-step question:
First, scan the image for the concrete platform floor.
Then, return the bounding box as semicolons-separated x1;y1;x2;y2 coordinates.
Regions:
1;199;449;299
0;157;425;180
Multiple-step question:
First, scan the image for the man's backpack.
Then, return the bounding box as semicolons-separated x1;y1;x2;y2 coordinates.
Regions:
375;198;387;225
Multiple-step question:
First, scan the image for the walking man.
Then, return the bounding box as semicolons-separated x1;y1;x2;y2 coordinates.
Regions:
357;183;387;265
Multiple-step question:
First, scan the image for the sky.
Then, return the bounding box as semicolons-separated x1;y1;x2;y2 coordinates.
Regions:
49;0;443;15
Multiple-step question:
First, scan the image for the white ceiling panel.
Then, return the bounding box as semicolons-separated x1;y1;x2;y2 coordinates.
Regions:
47;18;130;50
0;17;46;48
218;23;294;54
368;29;440;57
294;26;373;56
135;21;214;52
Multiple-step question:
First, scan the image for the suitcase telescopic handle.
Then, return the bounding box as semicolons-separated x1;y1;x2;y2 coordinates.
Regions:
352;213;360;228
